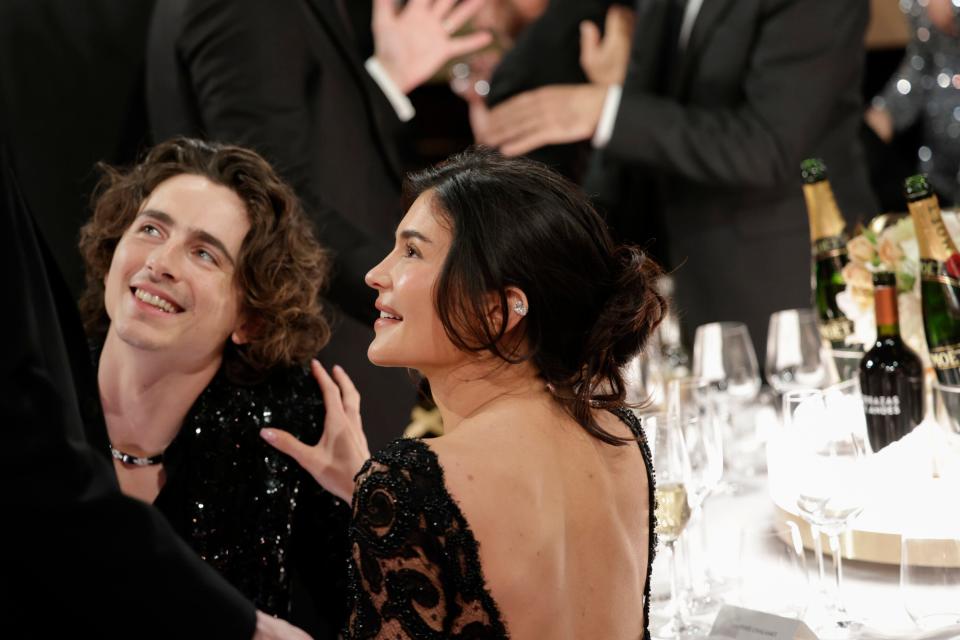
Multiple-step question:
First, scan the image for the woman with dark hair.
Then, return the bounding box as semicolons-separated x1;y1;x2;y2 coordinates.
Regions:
264;147;664;639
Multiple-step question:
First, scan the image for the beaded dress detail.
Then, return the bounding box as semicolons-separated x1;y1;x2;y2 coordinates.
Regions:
344;407;657;639
88;348;351;635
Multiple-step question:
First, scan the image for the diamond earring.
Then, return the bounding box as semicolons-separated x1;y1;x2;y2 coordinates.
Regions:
513;299;527;316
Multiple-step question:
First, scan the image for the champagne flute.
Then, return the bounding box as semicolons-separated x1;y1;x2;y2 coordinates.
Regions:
647;405;698;639
669;378;725;613
765;308;834;393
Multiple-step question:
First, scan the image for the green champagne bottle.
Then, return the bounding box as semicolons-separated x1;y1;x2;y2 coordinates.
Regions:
905;175;960;386
801;159;856;363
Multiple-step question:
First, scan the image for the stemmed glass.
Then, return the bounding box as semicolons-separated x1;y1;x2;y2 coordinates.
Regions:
783;382;870;638
765;309;834;394
901;532;960;631
669;378;725;613
647;403;700;639
693;322;762;484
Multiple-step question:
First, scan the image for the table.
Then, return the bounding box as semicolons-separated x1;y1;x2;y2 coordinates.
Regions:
646;472;960;639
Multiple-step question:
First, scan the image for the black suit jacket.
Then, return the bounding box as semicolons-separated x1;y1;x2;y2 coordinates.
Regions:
493;0;877;355
0;0;156;298
147;0;417;449
0;147;256;638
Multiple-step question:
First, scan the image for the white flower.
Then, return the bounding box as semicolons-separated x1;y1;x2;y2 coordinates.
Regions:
836;288;876;347
847;235;876;264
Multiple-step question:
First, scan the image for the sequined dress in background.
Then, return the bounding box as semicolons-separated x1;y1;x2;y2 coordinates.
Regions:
87;352;351;638
873;0;960;205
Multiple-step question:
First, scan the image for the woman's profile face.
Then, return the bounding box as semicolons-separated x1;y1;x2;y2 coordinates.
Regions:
365;191;462;371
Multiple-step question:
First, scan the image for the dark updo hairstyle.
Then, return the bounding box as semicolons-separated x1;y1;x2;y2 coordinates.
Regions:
406;147;667;445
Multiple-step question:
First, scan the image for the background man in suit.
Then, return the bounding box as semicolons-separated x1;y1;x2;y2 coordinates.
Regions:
147;0;490;450
482;0;877;357
0;0;158;298
0;145;308;639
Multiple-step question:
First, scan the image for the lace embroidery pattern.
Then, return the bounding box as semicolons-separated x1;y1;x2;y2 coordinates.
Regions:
346;437;508;639
345;408;657;640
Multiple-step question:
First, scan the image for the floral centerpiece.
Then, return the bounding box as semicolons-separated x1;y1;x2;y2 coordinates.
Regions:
836;211;960;368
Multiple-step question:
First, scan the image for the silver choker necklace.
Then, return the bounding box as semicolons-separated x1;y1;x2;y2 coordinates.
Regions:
109;444;163;466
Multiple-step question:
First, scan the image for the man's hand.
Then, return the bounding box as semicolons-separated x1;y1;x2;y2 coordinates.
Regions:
579;5;635;85
864;106;894;143
261;361;370;503
485;84;608;156
928;0;959;36
252;611;312;640
374;0;493;94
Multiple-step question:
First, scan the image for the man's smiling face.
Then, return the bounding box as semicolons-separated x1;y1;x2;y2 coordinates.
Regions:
103;173;251;362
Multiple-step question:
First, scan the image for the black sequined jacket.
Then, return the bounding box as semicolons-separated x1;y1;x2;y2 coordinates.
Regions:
87;354;351;638
344;407;657;640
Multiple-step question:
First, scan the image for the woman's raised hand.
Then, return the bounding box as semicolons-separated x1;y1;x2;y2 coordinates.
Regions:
260;360;370;503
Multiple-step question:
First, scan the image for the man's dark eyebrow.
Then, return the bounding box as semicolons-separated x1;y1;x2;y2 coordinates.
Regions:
138;209;237;266
399;229;432;243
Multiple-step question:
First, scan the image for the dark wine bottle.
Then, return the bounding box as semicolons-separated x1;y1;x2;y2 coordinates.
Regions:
859;272;923;452
905;175;960;386
801;159;859;379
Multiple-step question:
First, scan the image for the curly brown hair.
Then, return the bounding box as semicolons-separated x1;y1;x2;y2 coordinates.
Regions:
79;137;330;382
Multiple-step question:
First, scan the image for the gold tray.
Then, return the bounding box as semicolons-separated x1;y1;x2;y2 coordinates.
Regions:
773;504;960;568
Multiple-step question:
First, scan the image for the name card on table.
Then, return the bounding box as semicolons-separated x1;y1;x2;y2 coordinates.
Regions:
709;605;817;640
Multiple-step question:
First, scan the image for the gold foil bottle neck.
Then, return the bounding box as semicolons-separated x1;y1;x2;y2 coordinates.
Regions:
803;181;846;243
908;194;958;262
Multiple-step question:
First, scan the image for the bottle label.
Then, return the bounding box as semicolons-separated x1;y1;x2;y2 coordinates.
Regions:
920;259;960;288
862;394;901;416
819;317;854;343
874;285;899;327
909;195;960;263
813;236;847;260
930;343;960;371
803;182;846;243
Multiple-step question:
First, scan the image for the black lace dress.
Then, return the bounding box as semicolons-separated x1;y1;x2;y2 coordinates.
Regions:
344;407;657;639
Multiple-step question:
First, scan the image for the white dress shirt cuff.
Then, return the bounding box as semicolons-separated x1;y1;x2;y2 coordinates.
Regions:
591;85;622;149
365;57;416;122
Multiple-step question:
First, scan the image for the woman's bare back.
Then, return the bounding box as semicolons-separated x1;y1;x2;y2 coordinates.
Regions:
431;399;653;639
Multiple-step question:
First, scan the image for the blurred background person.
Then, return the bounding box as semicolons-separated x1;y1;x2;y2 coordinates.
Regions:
146;0;490;450
0;0;157;298
479;0;877;359
865;0;960;207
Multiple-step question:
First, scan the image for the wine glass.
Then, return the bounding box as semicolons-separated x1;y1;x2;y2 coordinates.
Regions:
693;322;761;403
647;407;699;639
693;322;762;483
932;381;960;437
901;532;960;631
765;308;834;393
737;521;809;619
783;383;870;638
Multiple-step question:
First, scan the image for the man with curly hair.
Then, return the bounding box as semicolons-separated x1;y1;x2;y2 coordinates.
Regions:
78;137;354;638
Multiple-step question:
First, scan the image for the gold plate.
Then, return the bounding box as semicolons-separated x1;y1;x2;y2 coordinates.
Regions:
773;504;960;568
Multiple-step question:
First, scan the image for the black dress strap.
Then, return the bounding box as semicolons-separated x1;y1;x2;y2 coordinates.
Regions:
610;407;658;640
